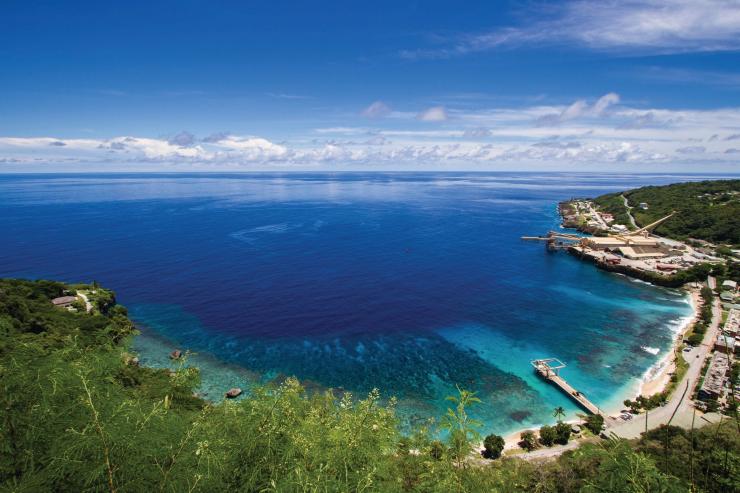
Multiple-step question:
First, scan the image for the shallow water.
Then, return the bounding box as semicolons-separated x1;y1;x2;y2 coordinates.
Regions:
0;172;701;435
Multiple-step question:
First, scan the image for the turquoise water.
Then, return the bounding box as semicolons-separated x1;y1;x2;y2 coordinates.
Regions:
0;172;697;436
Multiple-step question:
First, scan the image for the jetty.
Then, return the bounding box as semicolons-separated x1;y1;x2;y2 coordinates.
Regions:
531;358;602;415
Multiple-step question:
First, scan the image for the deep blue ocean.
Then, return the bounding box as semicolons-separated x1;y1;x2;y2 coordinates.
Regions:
0;172;706;435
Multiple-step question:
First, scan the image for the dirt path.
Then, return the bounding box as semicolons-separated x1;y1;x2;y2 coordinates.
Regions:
78;291;93;313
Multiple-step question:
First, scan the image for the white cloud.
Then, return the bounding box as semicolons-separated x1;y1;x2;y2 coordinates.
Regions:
361;101;392;119
537;93;620;125
3;96;740;169
402;0;740;58
676;146;706;154
417;106;448;122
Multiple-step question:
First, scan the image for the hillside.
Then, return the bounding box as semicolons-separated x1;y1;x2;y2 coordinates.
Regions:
1;278;738;492
594;179;740;245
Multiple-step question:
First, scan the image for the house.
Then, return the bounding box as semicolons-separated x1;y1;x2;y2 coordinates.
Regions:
721;292;737;303
698;352;730;401
51;295;77;308
610;224;629;233
724;309;739;337
722;280;738;292
639;202;648;210
714;334;736;355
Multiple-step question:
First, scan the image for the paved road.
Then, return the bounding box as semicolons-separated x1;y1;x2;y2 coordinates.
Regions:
610;276;723;439
586;202;609;230
621;194;638;228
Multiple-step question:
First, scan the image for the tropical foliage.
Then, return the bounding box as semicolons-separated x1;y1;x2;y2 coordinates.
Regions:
595;179;740;245
1;278;738;492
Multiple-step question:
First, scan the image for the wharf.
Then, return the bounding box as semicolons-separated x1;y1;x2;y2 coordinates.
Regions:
532;359;602;415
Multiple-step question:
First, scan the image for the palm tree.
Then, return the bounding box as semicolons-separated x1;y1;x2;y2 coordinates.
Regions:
553;406;566;423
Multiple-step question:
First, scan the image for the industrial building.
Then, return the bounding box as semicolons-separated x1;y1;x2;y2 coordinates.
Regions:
583;236;668;259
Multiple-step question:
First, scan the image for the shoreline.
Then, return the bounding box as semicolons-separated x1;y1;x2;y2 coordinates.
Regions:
495;286;700;456
635;287;699;399
131;285;700;452
130;202;702;451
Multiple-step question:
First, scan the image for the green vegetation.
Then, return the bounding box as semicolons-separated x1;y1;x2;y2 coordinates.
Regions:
482;434;505;460
636;424;740;493
1;278;739;492
624;394;668;414
519;430;539;452
665;348;689;398
686;287;715;347
554;422;572;445
587;257;713;288
584;414;605;435
597;180;740;245
539;424;558;447
592;193;635;229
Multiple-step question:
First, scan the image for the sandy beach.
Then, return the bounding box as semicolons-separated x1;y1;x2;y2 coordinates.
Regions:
492;286;702;457
637;286;700;398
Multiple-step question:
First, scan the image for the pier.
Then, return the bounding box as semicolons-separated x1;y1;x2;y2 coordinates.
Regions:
531;358;602;415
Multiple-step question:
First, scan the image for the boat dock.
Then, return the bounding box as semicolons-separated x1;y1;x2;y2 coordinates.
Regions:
531;358;602;415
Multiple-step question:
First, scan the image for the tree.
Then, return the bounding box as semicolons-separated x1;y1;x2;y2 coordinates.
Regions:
519;430;539;451
553;406;566;423
540;425;557;447
440;386;482;468
554;422;572;445
483;434;505;460
581;439;686;493
584;414;605;435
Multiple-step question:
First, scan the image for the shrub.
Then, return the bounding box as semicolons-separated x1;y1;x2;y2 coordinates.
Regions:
519;430;539;451
686;333;704;346
482;434;505;459
429;440;445;460
539;425;557;447
554;422;571;445
584;414;605;435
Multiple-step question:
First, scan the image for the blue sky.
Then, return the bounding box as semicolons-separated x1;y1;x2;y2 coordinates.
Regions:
2;0;740;171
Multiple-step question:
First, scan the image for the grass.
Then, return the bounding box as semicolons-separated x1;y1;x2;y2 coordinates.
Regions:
662;348;689;400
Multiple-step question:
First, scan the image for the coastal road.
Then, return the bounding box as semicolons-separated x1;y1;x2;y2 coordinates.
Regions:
587;202;609;229
609;277;723;439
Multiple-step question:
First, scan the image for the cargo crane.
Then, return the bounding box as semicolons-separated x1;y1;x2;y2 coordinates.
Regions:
521;211;676;251
620;211;676;239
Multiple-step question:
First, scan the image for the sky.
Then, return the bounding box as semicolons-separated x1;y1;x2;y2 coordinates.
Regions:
1;0;740;172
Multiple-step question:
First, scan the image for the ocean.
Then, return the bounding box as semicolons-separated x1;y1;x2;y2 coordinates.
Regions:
0;172;699;436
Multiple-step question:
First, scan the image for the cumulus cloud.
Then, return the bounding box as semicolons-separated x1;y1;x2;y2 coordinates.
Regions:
619;111;659;129
3;95;740;169
417;106;448;122
537;93;619;126
361;101;392;119
168;131;196;147
202;132;230;143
